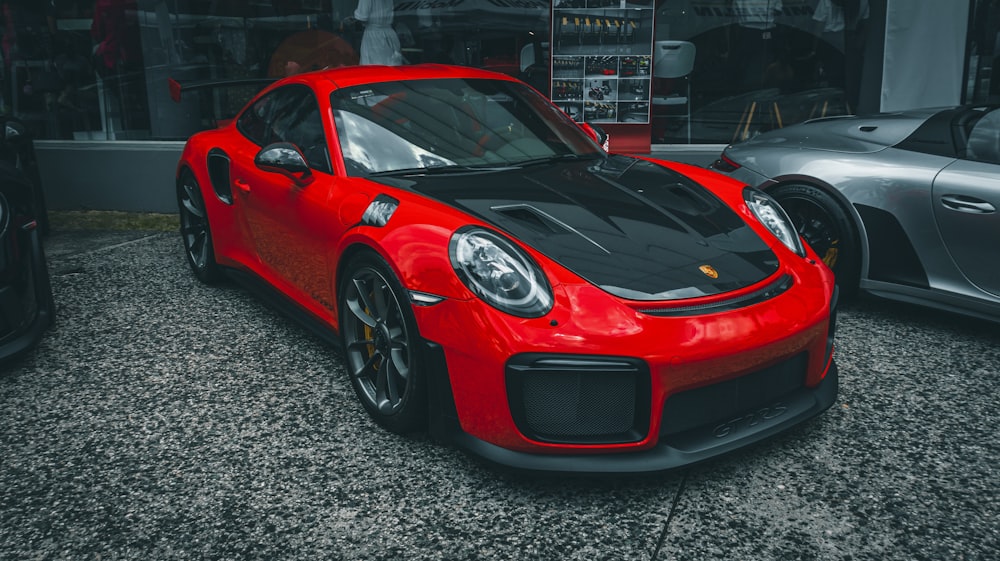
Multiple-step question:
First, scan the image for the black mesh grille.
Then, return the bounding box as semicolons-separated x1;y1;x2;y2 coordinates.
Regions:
522;371;635;436
507;355;650;444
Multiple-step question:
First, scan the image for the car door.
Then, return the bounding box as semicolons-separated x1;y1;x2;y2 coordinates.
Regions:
232;84;339;319
932;108;1000;297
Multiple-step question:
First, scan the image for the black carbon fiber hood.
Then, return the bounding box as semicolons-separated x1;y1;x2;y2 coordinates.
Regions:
376;155;778;300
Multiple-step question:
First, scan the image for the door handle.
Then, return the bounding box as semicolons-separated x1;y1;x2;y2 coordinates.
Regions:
940;195;995;214
234;178;251;193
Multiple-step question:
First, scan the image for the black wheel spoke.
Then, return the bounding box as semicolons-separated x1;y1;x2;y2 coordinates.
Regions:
195;235;209;268
375;358;399;414
372;281;389;320
181;197;203;219
347;338;376;351
349;278;379;327
181;184;205;219
352;350;381;380
388;329;410;380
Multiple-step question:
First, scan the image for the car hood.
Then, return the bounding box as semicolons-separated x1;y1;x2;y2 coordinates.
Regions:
373;155;779;301
728;108;941;158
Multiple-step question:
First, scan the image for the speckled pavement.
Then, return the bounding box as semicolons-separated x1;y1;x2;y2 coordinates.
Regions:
1;230;998;560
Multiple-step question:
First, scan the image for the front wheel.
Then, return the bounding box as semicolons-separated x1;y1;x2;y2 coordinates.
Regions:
177;169;223;284
339;251;426;434
770;183;860;300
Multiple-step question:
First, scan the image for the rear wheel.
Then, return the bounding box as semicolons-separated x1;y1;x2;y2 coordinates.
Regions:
339;251;426;434
771;183;860;299
177;169;223;284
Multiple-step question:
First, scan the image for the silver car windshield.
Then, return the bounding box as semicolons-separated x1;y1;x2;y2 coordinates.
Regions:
330;78;603;176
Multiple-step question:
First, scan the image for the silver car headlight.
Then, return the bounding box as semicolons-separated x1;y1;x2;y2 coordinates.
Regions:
743;187;806;257
449;227;553;318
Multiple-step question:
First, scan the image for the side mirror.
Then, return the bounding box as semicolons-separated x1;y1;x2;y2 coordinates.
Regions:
579;123;610;152
255;142;313;186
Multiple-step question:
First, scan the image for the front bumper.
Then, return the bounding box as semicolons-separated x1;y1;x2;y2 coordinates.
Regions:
446;362;837;474
418;264;839;473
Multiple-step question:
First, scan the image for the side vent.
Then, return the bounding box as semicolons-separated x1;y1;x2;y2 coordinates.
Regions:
207;149;233;205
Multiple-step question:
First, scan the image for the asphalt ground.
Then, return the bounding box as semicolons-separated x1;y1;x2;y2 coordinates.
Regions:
1;225;998;561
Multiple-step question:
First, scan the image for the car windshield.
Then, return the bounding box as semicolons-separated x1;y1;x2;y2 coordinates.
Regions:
330;78;604;176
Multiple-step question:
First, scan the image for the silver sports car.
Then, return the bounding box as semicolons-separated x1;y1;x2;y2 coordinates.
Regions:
710;105;1000;322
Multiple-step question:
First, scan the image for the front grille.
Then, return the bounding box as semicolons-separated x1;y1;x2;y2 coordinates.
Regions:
507;354;650;444
660;353;807;439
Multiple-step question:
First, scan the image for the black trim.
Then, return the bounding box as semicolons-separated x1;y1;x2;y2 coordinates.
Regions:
636;274;793;316
423;340;463;443
854;204;928;288
659;353;808;442
223;267;341;348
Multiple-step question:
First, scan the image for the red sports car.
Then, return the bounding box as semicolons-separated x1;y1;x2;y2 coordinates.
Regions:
176;64;838;473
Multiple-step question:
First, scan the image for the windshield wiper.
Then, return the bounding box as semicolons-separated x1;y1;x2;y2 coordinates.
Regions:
368;165;476;177
368;162;529;177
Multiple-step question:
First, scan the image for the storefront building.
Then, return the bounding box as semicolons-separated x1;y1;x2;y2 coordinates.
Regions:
0;0;985;212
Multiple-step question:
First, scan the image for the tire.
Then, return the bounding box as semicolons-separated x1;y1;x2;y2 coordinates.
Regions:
339;251;427;434
177;169;223;284
770;183;861;300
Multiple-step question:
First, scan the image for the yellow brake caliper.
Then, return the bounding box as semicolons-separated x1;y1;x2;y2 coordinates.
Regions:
822;240;839;268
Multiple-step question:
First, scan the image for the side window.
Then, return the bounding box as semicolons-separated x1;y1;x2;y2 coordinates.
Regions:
270;88;332;175
236;93;272;146
236;85;332;175
965;109;1000;165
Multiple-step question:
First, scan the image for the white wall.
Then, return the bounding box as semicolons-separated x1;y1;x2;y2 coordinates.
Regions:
881;0;970;111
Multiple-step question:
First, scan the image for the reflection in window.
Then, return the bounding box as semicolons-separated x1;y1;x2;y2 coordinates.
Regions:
652;0;864;145
969;0;1000;104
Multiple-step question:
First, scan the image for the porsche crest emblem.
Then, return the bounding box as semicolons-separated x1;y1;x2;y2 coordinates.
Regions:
699;265;719;279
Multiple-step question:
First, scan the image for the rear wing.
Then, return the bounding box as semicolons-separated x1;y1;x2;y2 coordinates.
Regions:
168;77;277;129
168;77;276;103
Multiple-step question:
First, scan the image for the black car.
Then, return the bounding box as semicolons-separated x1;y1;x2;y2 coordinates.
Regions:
0;118;54;364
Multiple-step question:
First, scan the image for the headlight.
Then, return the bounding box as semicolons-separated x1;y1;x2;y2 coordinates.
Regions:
449;227;553;318
743;187;805;257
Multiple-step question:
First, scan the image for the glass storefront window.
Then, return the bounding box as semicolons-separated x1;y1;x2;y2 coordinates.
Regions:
0;0;551;142
968;0;1000;104
1;0;148;141
651;0;865;144
0;2;973;148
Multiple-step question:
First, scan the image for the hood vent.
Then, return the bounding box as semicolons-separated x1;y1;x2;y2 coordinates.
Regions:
492;203;611;254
